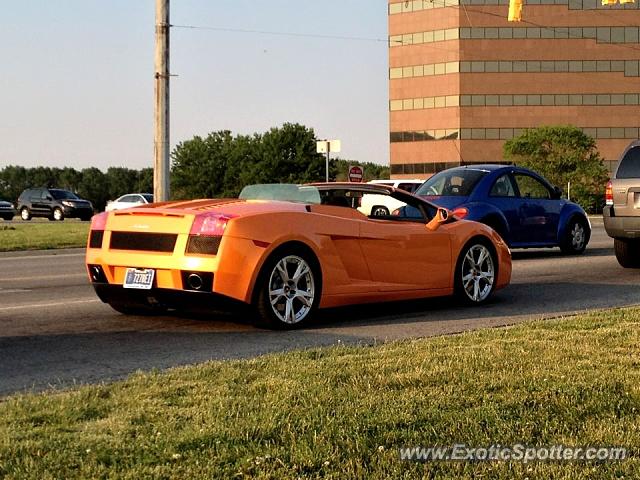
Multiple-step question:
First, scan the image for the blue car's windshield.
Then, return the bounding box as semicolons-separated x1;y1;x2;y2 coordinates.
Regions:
416;169;488;196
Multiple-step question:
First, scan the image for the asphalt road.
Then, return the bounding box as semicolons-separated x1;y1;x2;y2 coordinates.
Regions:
0;221;638;396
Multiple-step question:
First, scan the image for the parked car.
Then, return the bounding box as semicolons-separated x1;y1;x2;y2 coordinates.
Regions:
604;140;640;268
105;193;154;212
359;179;423;216
17;188;94;221
403;165;590;254
86;183;511;329
0;200;16;220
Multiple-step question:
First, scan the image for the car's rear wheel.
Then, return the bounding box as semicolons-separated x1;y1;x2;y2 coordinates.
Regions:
614;238;640;268
559;216;589;255
256;249;320;329
53;208;64;221
20;208;31;221
455;240;496;304
1;214;12;221
371;206;389;217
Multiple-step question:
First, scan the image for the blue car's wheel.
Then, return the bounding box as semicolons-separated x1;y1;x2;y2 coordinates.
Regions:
560;216;589;255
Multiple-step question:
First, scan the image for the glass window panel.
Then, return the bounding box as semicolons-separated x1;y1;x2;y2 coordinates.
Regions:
527;95;541;105
499;128;514;139
527;28;541;39
424;97;435;108
485;28;499;39
541;95;554;105
569;95;582;105
513;95;527;105
569;61;582;72
499;95;513;106
513;128;525;137
445;29;460;40
582;27;597;38
412;0;423;10
569;27;582;39
414;98;425;109
446;96;460;107
403;66;414;77
597;27;610;43
424;31;434;42
583;94;597;105
541;61;555;72
485;61;499;72
611;60;625;72
512;28;527;39
597;94;611;105
389;3;403;14
445;62;460;74
499;61;513;72
402;34;413;45
471;129;486;140
555;27;569;39
402;1;413;12
434;63;446;75
611;27;625;43
625;127;639;138
414;65;424;76
460;129;472;140
583;61;596;72
597;127;611;139
424;64;435;76
556;61;569;72
540;27;555;39
413;32;424;44
596;60;610;72
486;95;499;106
459;28;471;39
527;61;541;72
471;61;484;73
460;62;471;73
390;68;403;79
471;95;485;106
611;127;625;138
625;61;639;77
435;129;446;139
390;132;403;143
486;128;500;139
514;174;551;199
390;100;403;111
556;94;569;105
583;127;597;138
434;97;446;108
625;27;639;43
513;61;527;72
434;30;445;42
499;28;513;39
460;95;472;106
625;94;639;104
470;28;484;39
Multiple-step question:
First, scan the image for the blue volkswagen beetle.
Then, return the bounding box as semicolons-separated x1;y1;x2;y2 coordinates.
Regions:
409;165;591;254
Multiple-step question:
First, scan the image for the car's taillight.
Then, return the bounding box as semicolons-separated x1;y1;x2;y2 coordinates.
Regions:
605;181;613;206
190;213;236;236
90;212;108;231
452;207;469;219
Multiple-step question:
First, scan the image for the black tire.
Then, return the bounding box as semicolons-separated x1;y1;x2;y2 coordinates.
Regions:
255;247;321;329
1;214;12;221
371;206;389;217
614;238;640;268
53;208;64;221
559;216;589;255
20;207;31;221
454;239;497;305
108;301;165;316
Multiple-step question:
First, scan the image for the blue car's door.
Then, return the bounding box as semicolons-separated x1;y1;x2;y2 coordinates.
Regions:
511;173;561;244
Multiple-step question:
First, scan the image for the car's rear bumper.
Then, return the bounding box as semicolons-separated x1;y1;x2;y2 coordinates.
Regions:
603;206;640;238
92;283;245;312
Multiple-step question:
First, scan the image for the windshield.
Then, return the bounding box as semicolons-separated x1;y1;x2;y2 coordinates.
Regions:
416;169;488;196
142;194;154;202
239;184;321;204
50;189;79;200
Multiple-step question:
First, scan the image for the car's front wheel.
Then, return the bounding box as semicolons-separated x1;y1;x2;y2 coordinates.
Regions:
256;249;320;329
560;216;589;255
20;208;31;221
52;208;64;221
614;238;640;268
455;240;496;304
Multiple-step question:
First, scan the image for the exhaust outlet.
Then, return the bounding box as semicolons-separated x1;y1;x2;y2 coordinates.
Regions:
187;273;203;291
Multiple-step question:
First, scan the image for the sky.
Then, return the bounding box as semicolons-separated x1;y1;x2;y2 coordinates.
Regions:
0;1;390;171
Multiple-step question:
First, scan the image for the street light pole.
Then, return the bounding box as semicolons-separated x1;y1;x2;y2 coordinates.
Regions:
154;0;170;201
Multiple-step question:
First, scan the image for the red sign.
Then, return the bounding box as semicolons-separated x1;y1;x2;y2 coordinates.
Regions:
348;165;363;183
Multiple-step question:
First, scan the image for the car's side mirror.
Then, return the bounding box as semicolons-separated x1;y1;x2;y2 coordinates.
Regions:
552;186;562;200
426;207;449;231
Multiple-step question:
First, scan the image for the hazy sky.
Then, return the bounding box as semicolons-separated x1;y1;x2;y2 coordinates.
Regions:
0;1;389;171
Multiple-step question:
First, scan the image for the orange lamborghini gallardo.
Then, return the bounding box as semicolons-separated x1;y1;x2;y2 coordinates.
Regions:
86;183;511;328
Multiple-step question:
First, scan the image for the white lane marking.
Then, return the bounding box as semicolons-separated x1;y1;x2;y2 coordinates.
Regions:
0;299;100;312
0;252;85;261
0;289;31;293
0;273;87;282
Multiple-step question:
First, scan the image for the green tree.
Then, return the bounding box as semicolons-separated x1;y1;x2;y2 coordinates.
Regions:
78;167;109;211
332;159;390;182
503;125;609;212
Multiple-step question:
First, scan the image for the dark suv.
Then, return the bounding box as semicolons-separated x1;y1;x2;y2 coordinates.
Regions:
17;188;94;221
603;140;640;268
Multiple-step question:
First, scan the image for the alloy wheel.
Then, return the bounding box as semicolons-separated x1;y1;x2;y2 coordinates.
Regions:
267;255;315;324
460;244;495;303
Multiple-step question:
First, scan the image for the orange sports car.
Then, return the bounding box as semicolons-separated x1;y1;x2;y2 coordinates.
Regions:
85;183;511;328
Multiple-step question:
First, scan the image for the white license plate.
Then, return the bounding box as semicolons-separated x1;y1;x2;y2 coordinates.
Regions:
123;268;155;290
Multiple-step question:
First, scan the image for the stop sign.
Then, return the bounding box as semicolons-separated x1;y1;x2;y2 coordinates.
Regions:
348;165;363;183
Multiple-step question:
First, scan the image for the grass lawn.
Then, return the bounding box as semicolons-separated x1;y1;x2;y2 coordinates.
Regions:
0;309;639;479
0;220;89;251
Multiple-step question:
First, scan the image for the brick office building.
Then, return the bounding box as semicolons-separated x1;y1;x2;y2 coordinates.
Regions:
388;0;640;178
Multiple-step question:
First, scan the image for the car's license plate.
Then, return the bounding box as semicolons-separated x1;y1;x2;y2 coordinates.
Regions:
123;268;155;290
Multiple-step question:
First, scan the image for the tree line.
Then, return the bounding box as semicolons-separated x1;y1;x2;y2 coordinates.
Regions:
0;124;389;210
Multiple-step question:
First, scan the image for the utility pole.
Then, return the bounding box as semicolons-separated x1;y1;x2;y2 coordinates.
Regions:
154;0;170;201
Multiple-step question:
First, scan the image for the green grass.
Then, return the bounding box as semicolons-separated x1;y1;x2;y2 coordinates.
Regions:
0;220;89;251
1;309;639;479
